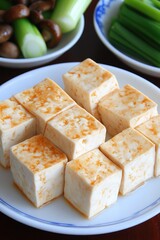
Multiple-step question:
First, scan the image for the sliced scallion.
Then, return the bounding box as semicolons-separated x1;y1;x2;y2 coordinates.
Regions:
108;21;160;67
118;4;160;50
13;18;47;58
51;0;91;33
124;0;160;21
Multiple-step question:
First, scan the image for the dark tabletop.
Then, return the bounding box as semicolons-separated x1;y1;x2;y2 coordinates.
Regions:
0;1;160;239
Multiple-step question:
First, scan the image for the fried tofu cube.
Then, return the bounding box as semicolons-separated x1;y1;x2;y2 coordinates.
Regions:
100;128;155;195
14;78;75;134
0;98;36;168
98;84;158;136
64;149;122;218
63;58;119;120
136;115;160;177
10;134;68;208
44;104;106;160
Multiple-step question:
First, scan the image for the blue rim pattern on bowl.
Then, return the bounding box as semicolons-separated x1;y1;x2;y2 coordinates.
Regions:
95;0;116;35
1;196;160;229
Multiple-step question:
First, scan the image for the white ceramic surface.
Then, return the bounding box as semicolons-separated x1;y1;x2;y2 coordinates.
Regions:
0;62;160;235
0;17;84;69
93;0;160;77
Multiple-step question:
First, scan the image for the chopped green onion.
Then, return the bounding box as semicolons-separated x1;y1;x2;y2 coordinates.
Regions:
118;4;160;46
51;0;91;33
13;18;47;58
108;30;146;63
124;0;160;21
108;20;160;67
152;0;160;8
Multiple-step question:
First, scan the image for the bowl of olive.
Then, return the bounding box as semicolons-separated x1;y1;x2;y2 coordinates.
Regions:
0;0;86;68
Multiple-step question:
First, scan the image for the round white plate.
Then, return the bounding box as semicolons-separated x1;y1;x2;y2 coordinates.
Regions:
0;63;160;235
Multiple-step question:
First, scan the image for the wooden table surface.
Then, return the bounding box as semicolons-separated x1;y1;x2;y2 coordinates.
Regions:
0;1;160;239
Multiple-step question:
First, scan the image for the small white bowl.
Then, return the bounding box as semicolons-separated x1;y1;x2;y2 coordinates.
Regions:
94;0;160;77
0;16;84;69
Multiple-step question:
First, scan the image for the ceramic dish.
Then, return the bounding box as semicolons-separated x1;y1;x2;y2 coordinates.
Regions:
0;17;84;69
93;0;160;77
0;62;160;235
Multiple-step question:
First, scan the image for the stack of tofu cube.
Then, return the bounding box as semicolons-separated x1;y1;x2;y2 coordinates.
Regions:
0;58;159;218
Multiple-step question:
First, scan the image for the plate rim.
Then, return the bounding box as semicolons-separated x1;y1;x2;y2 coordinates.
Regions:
1;194;160;235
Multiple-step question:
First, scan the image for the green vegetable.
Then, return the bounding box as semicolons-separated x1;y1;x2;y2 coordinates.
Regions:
152;0;160;8
118;4;160;47
108;20;160;67
0;0;12;10
13;18;47;58
124;0;160;21
51;0;91;33
43;10;52;19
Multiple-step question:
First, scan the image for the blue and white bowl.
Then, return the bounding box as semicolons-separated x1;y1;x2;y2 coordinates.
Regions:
94;0;160;77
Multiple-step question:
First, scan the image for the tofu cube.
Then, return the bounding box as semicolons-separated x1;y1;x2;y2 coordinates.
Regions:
100;128;155;195
63;58;119;120
14;78;75;134
136;115;160;177
44;104;106;160
64;149;122;218
98;84;158;136
0;98;36;168
10;134;68;208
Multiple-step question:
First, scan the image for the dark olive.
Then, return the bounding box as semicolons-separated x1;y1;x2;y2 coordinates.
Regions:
3;4;30;23
0;41;20;58
29;9;44;24
0;24;13;43
29;0;55;24
29;0;42;4
11;0;30;5
38;19;61;48
29;0;55;11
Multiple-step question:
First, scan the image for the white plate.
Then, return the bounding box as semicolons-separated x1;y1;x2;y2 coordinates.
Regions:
0;63;160;235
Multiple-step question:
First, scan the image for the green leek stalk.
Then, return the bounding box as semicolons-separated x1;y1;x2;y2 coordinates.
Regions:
0;0;12;10
118;4;160;47
152;0;160;8
108;21;160;67
13;18;47;58
51;0;92;33
124;0;160;22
